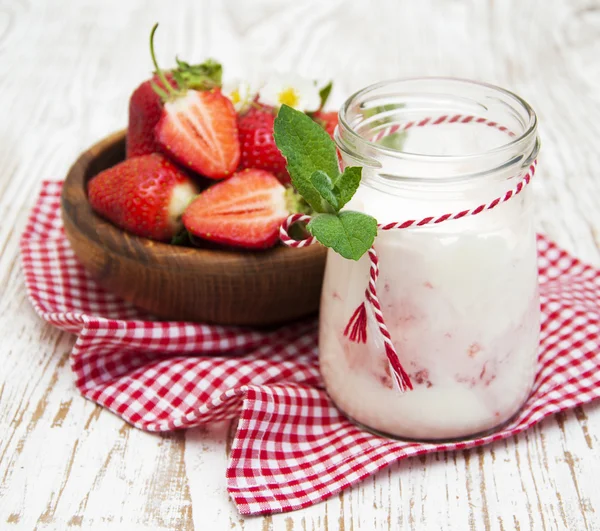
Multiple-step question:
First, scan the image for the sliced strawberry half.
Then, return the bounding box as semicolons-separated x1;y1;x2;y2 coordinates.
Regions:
182;169;289;249
146;24;240;179
127;55;222;159
156;88;240;179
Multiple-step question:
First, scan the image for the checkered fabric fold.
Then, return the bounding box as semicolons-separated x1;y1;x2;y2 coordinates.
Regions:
20;181;600;515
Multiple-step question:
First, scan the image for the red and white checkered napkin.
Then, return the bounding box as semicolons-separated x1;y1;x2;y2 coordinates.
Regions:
21;181;600;515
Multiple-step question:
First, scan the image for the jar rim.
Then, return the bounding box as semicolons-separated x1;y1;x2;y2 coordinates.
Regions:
337;77;538;166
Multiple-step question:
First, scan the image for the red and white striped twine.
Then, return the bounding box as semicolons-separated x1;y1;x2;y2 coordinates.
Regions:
279;116;537;393
378;160;536;231
279;214;317;247
371;114;516;143
343;248;414;391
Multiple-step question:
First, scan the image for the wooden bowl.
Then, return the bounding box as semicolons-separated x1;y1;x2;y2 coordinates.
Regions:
61;131;327;326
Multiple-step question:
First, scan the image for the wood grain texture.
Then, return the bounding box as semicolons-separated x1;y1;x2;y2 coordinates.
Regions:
0;0;599;529
61;131;326;326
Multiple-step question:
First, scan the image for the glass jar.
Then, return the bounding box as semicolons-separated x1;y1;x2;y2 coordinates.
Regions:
319;78;540;441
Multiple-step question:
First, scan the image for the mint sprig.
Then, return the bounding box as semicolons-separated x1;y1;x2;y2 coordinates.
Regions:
274;105;377;261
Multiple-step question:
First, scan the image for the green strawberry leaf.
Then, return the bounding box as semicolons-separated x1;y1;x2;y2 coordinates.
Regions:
307;211;377;261
318;81;333;110
332;166;361;210
176;58;222;90
274;105;340;212
310;170;338;210
175;57;191;70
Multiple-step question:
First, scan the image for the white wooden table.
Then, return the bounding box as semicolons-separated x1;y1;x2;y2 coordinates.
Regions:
1;0;599;529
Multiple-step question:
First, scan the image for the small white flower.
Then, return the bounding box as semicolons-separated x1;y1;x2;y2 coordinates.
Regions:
222;78;262;112
258;74;321;113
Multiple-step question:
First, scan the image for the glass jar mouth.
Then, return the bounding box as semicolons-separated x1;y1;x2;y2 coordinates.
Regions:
336;77;539;182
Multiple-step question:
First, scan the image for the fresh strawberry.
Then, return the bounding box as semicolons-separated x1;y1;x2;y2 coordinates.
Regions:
313;110;338;139
128;25;224;159
237;106;290;184
182;169;289;249
146;25;239;179
88;154;199;242
127;73;176;158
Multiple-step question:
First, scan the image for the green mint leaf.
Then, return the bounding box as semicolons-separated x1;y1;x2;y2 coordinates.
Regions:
310;170;338;210
307;211;377;261
274;105;340;212
318;81;333;110
332;166;361;210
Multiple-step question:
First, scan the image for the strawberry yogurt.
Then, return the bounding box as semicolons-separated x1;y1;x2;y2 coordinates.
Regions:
320;78;541;440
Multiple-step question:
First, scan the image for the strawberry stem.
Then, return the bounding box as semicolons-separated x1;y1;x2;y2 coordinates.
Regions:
151;81;169;101
149;23;179;101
